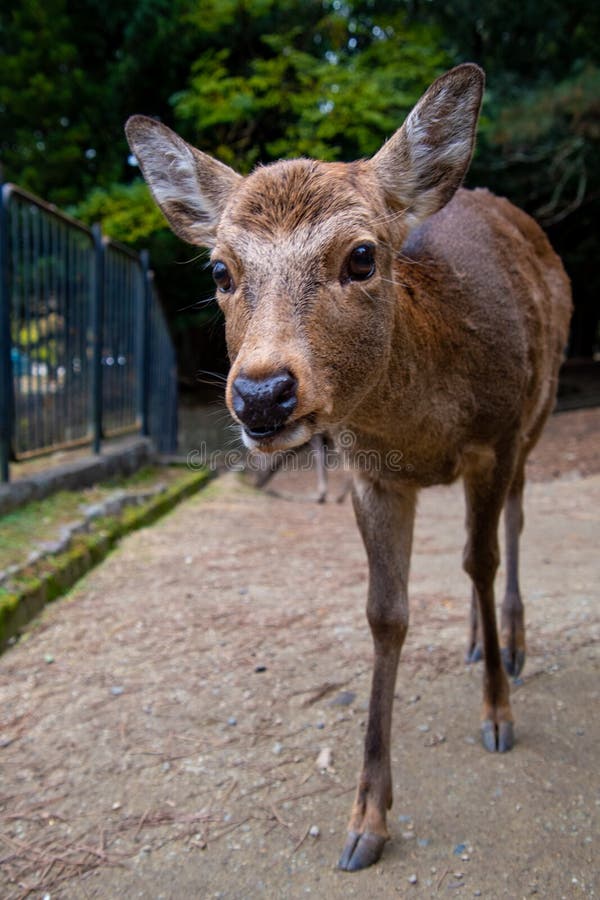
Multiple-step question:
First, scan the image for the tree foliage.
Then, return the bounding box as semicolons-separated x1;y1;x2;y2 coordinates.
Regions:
1;0;599;369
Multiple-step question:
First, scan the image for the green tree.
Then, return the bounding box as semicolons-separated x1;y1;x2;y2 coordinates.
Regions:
0;0;98;205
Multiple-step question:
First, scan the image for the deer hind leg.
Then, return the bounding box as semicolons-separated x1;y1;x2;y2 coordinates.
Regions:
463;447;516;753
338;478;417;871
501;460;526;677
253;451;285;488
467;457;527;675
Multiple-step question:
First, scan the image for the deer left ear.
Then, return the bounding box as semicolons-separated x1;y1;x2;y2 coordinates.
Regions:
370;64;484;230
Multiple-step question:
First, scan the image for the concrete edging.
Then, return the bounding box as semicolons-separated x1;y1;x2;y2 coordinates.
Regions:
0;468;212;650
0;438;155;517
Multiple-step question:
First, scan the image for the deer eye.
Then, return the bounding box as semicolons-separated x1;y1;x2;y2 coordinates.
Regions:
212;260;233;293
347;244;376;281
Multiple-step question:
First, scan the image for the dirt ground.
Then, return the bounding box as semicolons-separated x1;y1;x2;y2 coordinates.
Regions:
1;408;599;899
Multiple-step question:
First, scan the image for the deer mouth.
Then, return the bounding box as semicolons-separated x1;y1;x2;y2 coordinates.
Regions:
241;415;314;452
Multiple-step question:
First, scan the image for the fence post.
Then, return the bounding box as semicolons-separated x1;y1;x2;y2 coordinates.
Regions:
0;183;14;482
91;224;104;454
138;250;151;438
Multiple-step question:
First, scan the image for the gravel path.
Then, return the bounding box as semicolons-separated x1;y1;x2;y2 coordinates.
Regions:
1;410;599;899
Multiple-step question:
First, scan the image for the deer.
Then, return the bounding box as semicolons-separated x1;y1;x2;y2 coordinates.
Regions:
125;63;572;871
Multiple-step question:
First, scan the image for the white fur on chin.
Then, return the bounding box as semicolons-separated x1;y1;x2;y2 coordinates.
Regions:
241;420;313;453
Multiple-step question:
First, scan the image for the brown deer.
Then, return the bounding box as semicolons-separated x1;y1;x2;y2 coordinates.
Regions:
125;64;572;871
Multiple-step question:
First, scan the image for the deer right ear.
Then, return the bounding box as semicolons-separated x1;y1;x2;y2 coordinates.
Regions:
125;116;242;247
370;64;484;231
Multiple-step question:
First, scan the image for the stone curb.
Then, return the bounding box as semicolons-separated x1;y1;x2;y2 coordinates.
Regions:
0;481;171;589
0;468;212;650
0;438;155;517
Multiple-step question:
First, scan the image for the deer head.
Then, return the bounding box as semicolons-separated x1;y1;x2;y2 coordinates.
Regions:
126;64;484;452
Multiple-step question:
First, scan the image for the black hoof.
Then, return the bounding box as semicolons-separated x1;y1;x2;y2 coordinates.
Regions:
481;719;514;753
501;646;525;679
338;830;387;871
465;644;483;664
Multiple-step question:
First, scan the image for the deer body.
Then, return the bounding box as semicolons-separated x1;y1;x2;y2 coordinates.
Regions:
126;64;572;871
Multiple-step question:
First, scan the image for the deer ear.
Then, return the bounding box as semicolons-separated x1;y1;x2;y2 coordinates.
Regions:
125;116;242;247
370;64;484;230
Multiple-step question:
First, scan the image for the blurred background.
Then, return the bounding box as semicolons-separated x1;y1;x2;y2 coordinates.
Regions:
2;0;599;452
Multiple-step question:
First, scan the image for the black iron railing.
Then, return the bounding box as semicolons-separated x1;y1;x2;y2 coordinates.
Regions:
0;183;177;481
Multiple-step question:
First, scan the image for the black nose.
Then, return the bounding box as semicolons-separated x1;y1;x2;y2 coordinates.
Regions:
232;370;298;436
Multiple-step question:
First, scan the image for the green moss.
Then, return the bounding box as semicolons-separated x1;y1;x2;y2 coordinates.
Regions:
0;464;204;571
0;592;27;646
82;531;111;563
1;467;212;650
45;572;62;603
0;491;88;570
0;591;20;627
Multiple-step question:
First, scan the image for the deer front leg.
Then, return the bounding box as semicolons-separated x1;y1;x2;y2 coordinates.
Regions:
338;477;417;872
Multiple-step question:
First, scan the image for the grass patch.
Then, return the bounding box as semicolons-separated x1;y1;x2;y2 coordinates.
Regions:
0;464;193;572
1;466;211;649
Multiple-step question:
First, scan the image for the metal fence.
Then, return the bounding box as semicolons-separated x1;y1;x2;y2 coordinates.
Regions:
0;183;178;481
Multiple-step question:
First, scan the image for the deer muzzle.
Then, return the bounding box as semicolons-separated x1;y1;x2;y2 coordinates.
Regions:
231;370;298;440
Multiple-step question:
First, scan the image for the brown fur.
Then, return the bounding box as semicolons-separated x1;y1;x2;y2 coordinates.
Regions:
125;64;572;872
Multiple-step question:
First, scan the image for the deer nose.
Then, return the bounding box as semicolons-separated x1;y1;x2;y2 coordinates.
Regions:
232;370;298;436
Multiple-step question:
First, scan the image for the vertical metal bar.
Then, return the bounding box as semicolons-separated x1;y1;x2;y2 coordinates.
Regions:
20;203;33;454
31;202;46;450
119;253;125;430
102;245;109;433
75;233;84;440
111;249;117;431
72;232;79;439
64;224;73;441
106;247;113;432
15;204;25;457
0;184;14;481
42;208;55;448
56;216;66;447
51;214;60;441
130;262;137;428
139;250;150;438
169;309;178;453
91;224;104;454
29;208;40;453
86;236;92;440
126;257;132;428
104;247;112;433
80;233;88;439
9;201;21;458
122;259;127;429
120;255;125;431
63;227;72;447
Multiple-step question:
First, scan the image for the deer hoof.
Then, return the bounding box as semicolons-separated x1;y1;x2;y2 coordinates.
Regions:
465;643;483;664
338;830;387;871
501;646;525;679
481;719;514;753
